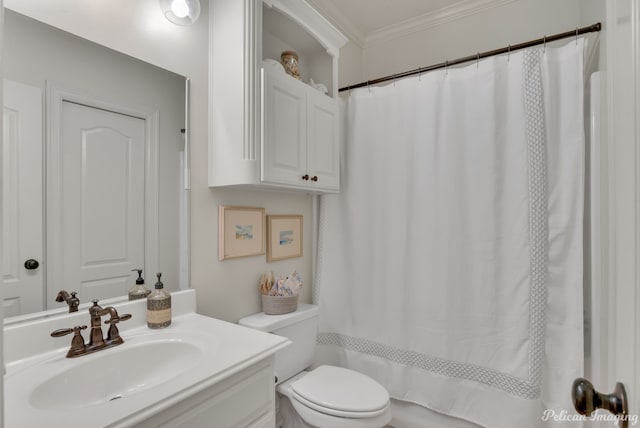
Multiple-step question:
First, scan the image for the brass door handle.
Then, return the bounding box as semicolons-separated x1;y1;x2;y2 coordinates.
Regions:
572;378;628;428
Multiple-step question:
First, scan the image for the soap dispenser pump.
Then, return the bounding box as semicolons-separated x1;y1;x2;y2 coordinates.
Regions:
147;272;171;329
128;269;151;301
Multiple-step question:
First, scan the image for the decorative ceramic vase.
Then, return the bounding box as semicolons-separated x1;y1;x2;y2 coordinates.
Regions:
281;50;301;80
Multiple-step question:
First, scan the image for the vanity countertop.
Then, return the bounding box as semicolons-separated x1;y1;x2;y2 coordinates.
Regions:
4;290;289;428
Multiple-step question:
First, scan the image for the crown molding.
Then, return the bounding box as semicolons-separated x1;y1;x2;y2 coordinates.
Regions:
366;0;519;46
305;0;367;48
307;0;521;50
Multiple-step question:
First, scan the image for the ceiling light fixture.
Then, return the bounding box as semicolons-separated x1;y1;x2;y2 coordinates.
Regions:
159;0;201;26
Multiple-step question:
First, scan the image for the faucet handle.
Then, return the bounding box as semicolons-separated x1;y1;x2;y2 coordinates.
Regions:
51;326;88;358
104;312;131;343
51;325;87;337
104;313;132;324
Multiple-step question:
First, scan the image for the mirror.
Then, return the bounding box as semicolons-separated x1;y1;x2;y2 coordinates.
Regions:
3;9;190;324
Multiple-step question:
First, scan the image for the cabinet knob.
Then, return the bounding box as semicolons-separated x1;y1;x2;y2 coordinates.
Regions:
302;174;309;181
311;176;318;182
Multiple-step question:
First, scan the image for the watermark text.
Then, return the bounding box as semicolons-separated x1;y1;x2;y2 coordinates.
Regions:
542;409;638;425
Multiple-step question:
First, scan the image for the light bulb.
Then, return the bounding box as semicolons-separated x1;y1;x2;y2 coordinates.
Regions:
171;0;189;18
160;0;200;25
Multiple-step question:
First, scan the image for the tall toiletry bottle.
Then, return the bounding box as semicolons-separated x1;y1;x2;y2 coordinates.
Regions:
147;272;171;328
129;269;151;301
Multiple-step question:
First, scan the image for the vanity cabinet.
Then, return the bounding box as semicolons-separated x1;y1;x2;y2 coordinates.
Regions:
209;0;347;193
135;358;276;428
262;68;339;191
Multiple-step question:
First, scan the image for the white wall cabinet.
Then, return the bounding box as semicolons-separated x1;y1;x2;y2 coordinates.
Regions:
209;0;347;193
261;68;339;191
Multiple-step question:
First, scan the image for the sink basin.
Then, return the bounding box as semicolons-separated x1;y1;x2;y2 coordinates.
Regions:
4;309;288;428
30;339;202;410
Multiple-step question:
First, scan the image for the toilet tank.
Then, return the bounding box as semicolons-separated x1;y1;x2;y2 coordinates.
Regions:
239;304;319;383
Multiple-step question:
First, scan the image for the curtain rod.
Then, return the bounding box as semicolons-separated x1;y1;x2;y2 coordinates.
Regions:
339;22;602;92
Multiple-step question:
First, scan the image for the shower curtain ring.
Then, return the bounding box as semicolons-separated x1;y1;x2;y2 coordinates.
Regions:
393;73;397;87
445;60;449;75
476;52;480;68
543;35;547;53
575;27;579;44
508;45;511;62
416;67;422;81
367;80;371;93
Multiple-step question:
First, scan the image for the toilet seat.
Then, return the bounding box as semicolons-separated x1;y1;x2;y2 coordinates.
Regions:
291;391;389;418
289;365;389;418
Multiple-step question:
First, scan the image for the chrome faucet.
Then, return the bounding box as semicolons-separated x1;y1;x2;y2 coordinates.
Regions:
55;290;80;313
51;299;131;358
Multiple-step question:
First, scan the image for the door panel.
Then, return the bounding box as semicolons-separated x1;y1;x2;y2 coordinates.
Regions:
2;80;44;317
48;101;145;304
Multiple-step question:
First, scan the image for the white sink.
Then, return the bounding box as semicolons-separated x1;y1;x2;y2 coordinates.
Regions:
4;291;290;428
30;339;203;410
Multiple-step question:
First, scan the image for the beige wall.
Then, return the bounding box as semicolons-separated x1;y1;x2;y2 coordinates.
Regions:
339;41;364;88
337;0;584;86
5;0;591;324
4;0;313;323
190;188;313;322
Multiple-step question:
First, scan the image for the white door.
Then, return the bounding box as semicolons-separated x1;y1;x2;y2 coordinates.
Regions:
574;1;639;425
2;80;44;317
261;68;308;187
47;101;145;305
306;90;339;191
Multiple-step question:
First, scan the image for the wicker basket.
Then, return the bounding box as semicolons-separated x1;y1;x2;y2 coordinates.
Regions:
262;294;298;315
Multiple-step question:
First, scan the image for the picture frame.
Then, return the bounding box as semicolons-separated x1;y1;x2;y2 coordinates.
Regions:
218;206;265;261
267;215;303;262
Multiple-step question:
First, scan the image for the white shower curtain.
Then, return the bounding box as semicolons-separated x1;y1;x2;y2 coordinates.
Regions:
315;40;585;428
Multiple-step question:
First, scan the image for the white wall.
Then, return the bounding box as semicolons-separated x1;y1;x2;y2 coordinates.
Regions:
0;1;4;425
578;0;608;388
4;10;185;294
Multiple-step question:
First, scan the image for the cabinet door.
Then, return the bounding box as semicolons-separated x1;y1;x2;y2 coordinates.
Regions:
262;69;307;187
306;89;340;191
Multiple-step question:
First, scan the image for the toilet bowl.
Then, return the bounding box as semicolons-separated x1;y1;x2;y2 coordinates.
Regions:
277;367;391;428
239;304;391;428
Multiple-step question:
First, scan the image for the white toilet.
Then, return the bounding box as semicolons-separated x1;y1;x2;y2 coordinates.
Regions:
239;304;392;428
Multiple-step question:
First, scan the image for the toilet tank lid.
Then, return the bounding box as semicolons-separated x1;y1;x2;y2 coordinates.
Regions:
238;303;319;332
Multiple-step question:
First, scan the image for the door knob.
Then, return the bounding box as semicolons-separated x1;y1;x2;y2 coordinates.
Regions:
24;259;40;270
311;176;318;182
302;174;309;181
572;378;628;428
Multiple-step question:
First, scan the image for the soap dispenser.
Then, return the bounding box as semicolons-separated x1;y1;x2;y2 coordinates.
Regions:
147;272;171;329
129;269;151;301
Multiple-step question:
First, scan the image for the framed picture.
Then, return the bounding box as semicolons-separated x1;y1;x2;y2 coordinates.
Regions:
218;206;265;260
267;215;303;262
